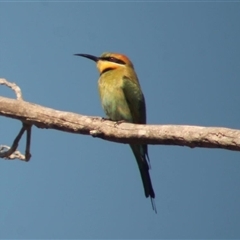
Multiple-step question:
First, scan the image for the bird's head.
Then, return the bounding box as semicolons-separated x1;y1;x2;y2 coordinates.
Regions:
74;52;134;75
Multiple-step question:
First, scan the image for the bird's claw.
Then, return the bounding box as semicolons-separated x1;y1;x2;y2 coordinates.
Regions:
101;117;110;122
114;120;125;127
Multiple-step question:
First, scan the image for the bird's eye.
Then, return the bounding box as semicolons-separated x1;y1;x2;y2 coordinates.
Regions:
109;57;116;62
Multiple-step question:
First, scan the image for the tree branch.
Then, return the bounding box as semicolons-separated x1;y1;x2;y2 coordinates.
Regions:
0;123;30;161
0;78;23;100
0;95;239;152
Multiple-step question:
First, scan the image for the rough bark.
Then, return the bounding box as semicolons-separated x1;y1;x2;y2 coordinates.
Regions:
0;95;240;152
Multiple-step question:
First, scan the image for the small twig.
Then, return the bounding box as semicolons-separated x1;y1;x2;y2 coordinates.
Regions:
0;125;26;159
24;123;32;161
0;78;23;100
0;79;30;160
0;123;33;161
0;145;26;161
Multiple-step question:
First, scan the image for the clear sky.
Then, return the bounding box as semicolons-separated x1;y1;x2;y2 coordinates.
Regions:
0;1;240;239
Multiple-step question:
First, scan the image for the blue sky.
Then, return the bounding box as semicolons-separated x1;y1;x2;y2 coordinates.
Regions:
0;1;240;239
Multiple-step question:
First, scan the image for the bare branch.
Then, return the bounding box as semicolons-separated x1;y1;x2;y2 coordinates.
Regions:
0;78;23;100
0;145;26;161
0;124;27;161
24;123;32;161
0;79;32;161
0;95;239;153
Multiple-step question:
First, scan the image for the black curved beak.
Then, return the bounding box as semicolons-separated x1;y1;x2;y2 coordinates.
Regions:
74;53;99;62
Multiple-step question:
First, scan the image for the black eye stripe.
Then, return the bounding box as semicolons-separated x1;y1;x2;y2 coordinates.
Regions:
101;56;126;65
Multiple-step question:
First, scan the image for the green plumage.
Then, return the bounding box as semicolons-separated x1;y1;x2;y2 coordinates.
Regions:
98;66;156;212
75;52;156;212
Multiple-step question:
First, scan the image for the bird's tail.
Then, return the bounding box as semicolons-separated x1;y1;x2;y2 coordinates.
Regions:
130;144;157;213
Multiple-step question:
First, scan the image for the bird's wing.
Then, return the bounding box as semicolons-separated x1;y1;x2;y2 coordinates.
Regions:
122;76;150;161
122;76;146;124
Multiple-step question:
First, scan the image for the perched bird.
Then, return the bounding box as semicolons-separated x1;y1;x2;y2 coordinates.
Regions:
75;52;156;212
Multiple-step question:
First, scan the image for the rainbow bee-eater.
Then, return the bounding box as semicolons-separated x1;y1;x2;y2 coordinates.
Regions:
75;52;156;212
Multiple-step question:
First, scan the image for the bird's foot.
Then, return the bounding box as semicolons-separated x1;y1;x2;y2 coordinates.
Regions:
101;117;111;122
114;120;126;127
100;117;125;126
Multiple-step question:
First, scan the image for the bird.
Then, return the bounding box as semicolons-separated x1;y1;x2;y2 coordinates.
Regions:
74;52;156;212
